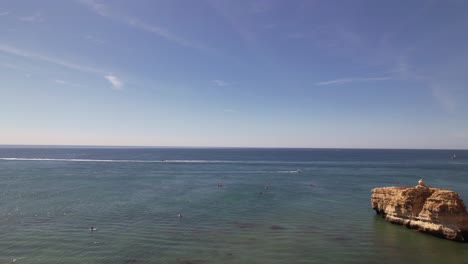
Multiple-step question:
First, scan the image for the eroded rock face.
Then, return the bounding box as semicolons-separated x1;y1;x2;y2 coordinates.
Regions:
371;181;468;242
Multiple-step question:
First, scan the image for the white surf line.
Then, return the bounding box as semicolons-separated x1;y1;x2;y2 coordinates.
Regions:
0;157;316;165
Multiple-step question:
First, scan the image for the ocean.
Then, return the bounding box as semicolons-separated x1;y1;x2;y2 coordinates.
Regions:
0;147;467;264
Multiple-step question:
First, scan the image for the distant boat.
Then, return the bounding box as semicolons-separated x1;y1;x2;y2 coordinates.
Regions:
450;154;457;159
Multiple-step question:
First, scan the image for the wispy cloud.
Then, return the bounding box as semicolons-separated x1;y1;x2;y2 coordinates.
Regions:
286;32;306;39
211;79;229;87
54;79;86;88
104;75;124;90
78;0;109;16
315;77;392;86
19;12;43;22
126;19;198;49
0;63;34;79
0;44;101;73
0;11;9;16
78;0;205;51
83;35;105;45
207;0;258;48
297;25;363;55
0;44;123;90
0;63;31;73
249;0;274;14
450;130;468;141
431;86;458;112
223;108;238;113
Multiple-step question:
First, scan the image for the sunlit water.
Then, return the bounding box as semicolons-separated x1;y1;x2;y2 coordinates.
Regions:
0;147;467;264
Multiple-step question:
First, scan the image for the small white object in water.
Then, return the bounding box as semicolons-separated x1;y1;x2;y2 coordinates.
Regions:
178;213;183;218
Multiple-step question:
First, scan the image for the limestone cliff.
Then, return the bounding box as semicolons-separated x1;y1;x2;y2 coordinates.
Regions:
371;180;468;242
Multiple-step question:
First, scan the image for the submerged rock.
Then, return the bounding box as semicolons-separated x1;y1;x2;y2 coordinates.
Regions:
371;180;468;242
176;259;206;264
270;225;287;230
234;221;256;229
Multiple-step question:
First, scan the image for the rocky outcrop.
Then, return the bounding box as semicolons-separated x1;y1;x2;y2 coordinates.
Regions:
371;180;468;242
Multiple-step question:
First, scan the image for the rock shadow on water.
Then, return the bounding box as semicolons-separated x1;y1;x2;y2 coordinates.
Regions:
270;225;287;230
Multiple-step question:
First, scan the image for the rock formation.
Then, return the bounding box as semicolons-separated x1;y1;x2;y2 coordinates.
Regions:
371;180;468;242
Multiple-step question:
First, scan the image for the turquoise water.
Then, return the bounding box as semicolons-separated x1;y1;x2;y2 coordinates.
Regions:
0;148;467;263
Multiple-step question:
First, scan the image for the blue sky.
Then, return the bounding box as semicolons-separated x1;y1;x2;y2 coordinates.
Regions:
1;0;468;149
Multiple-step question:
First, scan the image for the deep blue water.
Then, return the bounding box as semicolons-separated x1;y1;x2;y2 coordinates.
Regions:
0;147;467;263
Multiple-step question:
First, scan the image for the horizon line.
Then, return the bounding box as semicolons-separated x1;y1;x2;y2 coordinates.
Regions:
0;144;466;151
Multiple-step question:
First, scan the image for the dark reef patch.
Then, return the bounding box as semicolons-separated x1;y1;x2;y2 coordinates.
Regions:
234;221;256;229
270;225;286;230
177;259;207;264
125;258;143;264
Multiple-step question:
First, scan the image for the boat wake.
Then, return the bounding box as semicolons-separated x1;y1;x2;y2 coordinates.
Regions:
0;157;310;165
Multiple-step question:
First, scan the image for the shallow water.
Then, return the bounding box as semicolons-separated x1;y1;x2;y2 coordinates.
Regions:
0;148;467;263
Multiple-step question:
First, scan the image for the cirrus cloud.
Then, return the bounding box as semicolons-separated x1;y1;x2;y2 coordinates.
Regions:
211;79;228;87
0;43;124;91
315;76;392;86
105;74;124;90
